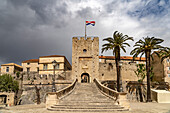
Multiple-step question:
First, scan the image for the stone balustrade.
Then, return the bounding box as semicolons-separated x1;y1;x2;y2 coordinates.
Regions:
94;78;130;109
46;79;78;108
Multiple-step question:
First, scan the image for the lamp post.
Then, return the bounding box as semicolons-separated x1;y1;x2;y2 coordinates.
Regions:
52;60;57;92
119;61;123;92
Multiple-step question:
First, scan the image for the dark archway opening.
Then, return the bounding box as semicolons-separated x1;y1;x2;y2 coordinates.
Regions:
0;95;7;104
81;73;90;83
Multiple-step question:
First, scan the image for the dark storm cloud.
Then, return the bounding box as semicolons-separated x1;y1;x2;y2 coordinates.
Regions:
77;7;94;18
0;0;73;65
0;0;169;66
7;0;71;27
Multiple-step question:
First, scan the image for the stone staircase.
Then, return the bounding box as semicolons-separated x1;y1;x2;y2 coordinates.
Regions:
47;83;128;112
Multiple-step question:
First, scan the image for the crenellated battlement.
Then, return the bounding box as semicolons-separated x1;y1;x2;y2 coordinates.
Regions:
72;37;99;41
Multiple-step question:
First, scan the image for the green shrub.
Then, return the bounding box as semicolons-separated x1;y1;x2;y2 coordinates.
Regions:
0;74;19;92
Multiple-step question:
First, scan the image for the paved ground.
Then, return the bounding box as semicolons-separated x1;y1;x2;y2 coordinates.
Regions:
0;102;170;113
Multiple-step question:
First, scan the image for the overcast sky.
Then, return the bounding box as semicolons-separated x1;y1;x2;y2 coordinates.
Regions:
0;0;170;66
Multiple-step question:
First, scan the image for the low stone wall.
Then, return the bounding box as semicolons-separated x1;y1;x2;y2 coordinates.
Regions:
0;92;15;106
94;78;130;109
151;89;170;103
46;79;77;108
101;80;170;102
20;83;70;105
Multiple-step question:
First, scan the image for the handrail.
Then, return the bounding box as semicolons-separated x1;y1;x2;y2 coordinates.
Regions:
94;78;130;109
56;79;77;99
46;79;78;108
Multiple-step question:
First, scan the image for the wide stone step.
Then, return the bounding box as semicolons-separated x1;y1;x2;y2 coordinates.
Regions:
60;100;115;102
52;104;121;108
47;108;128;112
59;103;116;106
51;106;123;109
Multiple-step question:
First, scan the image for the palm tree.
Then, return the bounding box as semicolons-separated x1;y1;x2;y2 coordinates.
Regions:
102;31;134;92
130;36;164;102
159;47;170;62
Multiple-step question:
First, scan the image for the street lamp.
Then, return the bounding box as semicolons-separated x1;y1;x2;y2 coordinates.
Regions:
119;61;123;92
52;60;57;92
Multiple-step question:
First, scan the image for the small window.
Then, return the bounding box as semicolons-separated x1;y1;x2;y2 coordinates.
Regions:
43;64;48;70
55;64;60;69
168;74;170;77
168;67;170;70
27;63;30;65
6;67;9;72
27;68;30;73
83;49;87;53
37;67;39;72
102;74;104;76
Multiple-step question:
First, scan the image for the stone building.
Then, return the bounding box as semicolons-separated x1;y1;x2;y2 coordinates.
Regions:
22;59;39;73
39;55;72;75
72;37;146;83
72;37;99;83
22;55;71;75
151;52;170;83
1;63;23;75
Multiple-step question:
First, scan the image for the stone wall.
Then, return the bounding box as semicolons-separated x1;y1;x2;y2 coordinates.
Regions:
151;53;165;82
151;53;170;83
98;60;146;82
20;84;69;105
21;71;72;85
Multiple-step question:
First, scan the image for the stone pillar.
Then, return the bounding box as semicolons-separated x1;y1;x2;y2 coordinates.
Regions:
46;92;58;108
117;92;130;110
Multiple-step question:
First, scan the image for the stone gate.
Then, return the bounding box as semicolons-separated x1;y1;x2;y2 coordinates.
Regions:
72;37;99;83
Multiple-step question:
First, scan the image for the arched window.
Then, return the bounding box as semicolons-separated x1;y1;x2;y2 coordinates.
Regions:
83;49;87;53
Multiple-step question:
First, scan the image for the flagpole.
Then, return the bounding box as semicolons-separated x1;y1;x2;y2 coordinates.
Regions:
85;21;87;39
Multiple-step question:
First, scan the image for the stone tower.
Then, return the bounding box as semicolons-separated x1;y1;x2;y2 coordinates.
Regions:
72;37;99;83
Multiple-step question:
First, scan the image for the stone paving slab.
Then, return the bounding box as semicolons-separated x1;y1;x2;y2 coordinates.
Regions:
0;102;170;113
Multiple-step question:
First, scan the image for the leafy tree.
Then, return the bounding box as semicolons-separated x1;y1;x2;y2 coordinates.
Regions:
102;31;134;92
135;64;154;82
16;71;20;78
135;64;146;82
0;74;19;92
130;36;164;102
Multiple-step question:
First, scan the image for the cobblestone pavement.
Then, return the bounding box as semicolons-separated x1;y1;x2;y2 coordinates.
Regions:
0;102;170;113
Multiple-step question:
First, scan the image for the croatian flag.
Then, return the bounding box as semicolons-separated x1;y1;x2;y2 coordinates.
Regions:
86;21;95;26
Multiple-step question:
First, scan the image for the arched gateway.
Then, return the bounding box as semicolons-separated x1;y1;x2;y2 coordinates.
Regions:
81;73;90;83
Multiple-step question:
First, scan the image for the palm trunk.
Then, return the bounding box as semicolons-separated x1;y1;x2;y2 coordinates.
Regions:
145;50;152;102
115;48;121;92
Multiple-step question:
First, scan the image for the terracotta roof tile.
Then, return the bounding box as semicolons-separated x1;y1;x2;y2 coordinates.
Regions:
1;63;23;68
99;56;146;61
39;55;65;58
22;59;39;63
